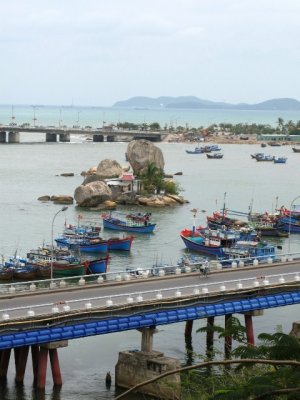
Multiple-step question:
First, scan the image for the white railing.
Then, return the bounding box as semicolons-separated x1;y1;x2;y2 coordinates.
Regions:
1;271;300;322
0;251;300;297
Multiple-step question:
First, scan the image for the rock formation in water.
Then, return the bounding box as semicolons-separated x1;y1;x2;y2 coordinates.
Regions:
74;181;112;207
126;140;164;174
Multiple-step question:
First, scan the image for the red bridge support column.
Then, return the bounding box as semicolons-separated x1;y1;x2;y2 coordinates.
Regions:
0;349;11;380
244;314;255;346
49;349;62;387
15;346;29;383
37;347;48;390
31;345;40;385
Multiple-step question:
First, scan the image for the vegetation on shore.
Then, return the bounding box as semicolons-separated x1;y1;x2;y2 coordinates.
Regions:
116;118;300;139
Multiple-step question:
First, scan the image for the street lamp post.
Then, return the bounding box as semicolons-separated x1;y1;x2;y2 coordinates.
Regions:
51;206;68;284
288;196;300;255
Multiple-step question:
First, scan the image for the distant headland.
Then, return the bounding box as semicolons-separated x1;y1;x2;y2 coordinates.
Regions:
113;96;300;111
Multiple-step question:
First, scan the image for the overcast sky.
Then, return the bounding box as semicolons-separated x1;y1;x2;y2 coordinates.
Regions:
1;0;299;106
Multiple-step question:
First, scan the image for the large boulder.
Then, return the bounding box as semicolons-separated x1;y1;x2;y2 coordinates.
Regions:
96;159;123;179
74;181;112;207
126;140;164;174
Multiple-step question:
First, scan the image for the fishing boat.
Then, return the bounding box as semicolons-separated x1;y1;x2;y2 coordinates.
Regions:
251;152;264;159
221;240;276;264
87;256;109;274
107;236;134;251
0;267;14;280
292;147;300;153
206;153;223;159
180;227;239;256
185;147;202;154
102;212;156;233
49;260;88;277
277;217;300;233
13;265;38;280
256;154;274;161
273;157;287;164
55;236;109;253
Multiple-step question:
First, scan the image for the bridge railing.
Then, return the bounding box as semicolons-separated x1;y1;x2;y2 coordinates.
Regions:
1;270;300;322
0;251;300;298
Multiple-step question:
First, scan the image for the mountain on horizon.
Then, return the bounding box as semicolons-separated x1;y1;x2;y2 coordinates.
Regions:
113;96;300;111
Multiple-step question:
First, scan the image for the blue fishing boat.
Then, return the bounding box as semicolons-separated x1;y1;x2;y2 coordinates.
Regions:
87;256;109;274
180;227;239;257
107;236;134;251
55;236;109;252
185;147;202;154
102;213;156;233
277;217;300;233
220;240;276;263
273;157;287;164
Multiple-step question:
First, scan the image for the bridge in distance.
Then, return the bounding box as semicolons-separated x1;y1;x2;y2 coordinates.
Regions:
0;125;166;143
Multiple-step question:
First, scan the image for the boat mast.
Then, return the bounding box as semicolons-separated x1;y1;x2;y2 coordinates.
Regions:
222;192;227;221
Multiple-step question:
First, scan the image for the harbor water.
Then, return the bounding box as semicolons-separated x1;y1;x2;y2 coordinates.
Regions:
0;120;300;398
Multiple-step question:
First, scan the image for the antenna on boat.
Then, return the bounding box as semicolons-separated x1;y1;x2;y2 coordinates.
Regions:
190;208;198;234
222;192;227;219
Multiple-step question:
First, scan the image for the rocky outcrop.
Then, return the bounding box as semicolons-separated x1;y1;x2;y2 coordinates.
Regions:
136;194;187;207
96;159;123;178
74;181;112;207
38;195;51;201
50;195;74;204
126;140;164;174
89;200;117;211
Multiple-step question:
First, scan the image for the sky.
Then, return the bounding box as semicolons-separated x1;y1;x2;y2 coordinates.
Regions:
1;0;300;106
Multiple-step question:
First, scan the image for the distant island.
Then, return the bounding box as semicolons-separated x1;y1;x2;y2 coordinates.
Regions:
113;96;300;111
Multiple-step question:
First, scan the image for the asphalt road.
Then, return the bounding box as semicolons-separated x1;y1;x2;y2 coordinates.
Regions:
1;261;300;320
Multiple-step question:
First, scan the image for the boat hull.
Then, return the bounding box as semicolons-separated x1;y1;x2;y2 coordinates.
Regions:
107;236;134;251
103;218;156;233
180;234;224;256
87;257;108;274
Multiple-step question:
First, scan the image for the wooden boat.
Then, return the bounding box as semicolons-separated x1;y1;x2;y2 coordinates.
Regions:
251;152;264;159
261;143;267;148
292;147;300;153
51;260;87;277
277;217;300;233
13;265;38;280
206;153;223;159
185;147;202;154
55;236;109;253
0;267;14;280
180;227;239;256
102;213;156;233
255;154;274;161
221;240;276;263
87;256;109;274
107;236;134;251
273;157;287;164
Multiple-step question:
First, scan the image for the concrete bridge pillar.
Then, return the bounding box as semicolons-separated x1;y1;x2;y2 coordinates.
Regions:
0;131;6;143
59;133;70;142
106;135;115;142
185;320;194;338
46;133;57;142
139;327;157;353
93;134;104;142
8;131;20;143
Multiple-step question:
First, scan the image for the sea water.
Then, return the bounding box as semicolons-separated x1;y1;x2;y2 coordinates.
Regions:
0;116;299;399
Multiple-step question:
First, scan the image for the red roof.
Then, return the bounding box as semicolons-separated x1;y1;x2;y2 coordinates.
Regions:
120;172;134;181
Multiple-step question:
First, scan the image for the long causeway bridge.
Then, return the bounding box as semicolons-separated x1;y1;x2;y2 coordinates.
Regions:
0;256;300;392
0;125;166;143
